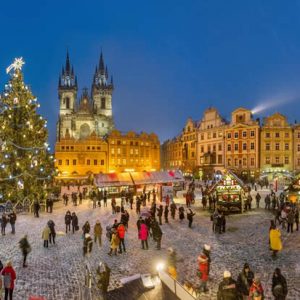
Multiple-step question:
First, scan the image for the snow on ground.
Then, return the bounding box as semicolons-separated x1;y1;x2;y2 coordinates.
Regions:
0;188;299;300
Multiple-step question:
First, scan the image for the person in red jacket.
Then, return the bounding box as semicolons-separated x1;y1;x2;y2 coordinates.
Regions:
117;222;126;253
1;261;16;300
249;277;264;299
198;252;209;293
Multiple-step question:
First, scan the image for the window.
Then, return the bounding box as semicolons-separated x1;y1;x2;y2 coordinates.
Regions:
201;146;204;152
92;147;95;150
101;97;106;109
213;132;216;138
122;159;126;165
250;131;255;137
130;149;134;155
227;158;231;166
284;157;289;164
65;97;70;109
58;159;62;165
285;143;289;151
201;134;204;140
97;147;101;150
265;157;270;164
227;144;231;151
243;143;247;150
275;132;280;138
298;158;300;165
111;148;115;154
234;158;238;166
130;141;133;146
275;143;280;151
242;131;247;137
298;132;300;139
234;144;238;151
275;157;279;164
70;146;74;150
117;148;121;154
218;143;222;151
250;142;255;150
234;132;238;138
135;142;139;146
87;146;90;150
227;133;231;139
117;140;121;145
135;149;139;155
218;131;223;137
191;152;195;158
213;145;216;152
218;155;222;164
62;146;65;150
285;132;289;138
87;159;90;165
73;159;76;165
66;159;69;165
250;158;255;166
94;160;97;165
207;133;211;139
101;160;104;165
208;145;211;152
66;146;69;150
298;144;300;152
243;158;247;166
265;132;270;138
266;143;270;151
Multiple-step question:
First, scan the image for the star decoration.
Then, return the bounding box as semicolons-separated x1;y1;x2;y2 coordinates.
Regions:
6;57;25;74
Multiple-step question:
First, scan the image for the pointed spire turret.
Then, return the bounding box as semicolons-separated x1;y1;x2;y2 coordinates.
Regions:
105;65;108;79
99;52;105;74
65;50;71;73
59;50;77;89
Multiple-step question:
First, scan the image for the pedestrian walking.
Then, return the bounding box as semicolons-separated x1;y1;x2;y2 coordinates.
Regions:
108;229;119;256
197;250;209;293
42;225;51;248
164;205;169;224
94;220;102;247
151;220;162;250
256;192;261;208
287;209;294;233
83;234;93;256
139;220;149;250
217;271;239;300
295;208;299;231
179;206;185;222
117;222;126;253
48;220;56;245
272;268;288;300
71;212;78;234
170;202;177;219
1;213;8;236
19;235;31;268
65;211;72;233
269;224;282;259
187;208;195;228
1;261;16;300
33;200;40;217
82;221;91;236
237;263;254;299
8;211;16;234
157;205;163;225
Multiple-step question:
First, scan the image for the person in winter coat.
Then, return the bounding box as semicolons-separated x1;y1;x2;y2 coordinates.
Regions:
71;212;78;234
139;220;149;250
295;208;299;231
179;206;185;221
237;263;255;299
217;271;239;300
249;277;264;300
108;229;119;256
203;244;211;275
33;200;40;218
287;209;295;233
1;213;8;236
167;248;178;279
151;220;163;250
170;202;177;219
164;205;169;224
1;261;16;300
117;222;126;253
94;220;103;247
198;251;209;293
42;225;51;248
256;193;261;208
211;210;219;233
19;235;31;267
47;220;56;245
272;268;288;300
82;221;91;235
65;211;72;233
83;233;93;256
157;205;163;225
8;211;17;234
187;209;195;228
269;225;282;258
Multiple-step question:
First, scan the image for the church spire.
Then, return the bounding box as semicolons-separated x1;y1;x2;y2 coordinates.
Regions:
65;50;71;74
99;52;105;74
59;50;77;89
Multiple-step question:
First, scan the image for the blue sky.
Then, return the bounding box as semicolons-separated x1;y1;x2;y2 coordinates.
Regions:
1;0;300;147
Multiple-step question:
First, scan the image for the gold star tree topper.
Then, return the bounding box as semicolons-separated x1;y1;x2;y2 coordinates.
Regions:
6;57;25;74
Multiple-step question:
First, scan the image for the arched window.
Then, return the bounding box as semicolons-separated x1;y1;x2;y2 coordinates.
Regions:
65;97;70;109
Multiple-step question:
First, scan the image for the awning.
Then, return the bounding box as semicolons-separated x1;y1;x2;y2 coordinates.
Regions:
130;172;154;185
94;173;134;187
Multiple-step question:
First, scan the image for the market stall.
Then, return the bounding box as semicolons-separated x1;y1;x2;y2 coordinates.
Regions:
208;170;247;213
286;176;300;204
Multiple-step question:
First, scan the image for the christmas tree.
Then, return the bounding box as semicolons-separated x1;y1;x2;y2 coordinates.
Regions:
0;58;55;202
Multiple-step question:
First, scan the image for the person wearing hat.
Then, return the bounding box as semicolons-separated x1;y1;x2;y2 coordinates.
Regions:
217;270;238;300
272;268;288;300
83;233;93;256
237;263;255;299
197;251;209;293
203;244;211;275
1;261;16;300
249;277;264;300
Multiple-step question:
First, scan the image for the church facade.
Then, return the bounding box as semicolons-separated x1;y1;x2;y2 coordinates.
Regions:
55;52;160;180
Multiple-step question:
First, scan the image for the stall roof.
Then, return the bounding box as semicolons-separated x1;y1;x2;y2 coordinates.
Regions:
94;173;133;187
130;172;154;185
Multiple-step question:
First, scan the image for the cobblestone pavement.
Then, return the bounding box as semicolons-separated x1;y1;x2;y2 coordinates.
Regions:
0;190;299;300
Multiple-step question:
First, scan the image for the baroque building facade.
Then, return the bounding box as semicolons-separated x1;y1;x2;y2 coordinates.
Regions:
55;52;160;179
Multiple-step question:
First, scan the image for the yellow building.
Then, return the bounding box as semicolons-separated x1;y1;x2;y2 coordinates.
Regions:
294;124;300;172
260;113;293;175
55;131;108;180
224;108;260;179
161;136;183;170
107;130;160;173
